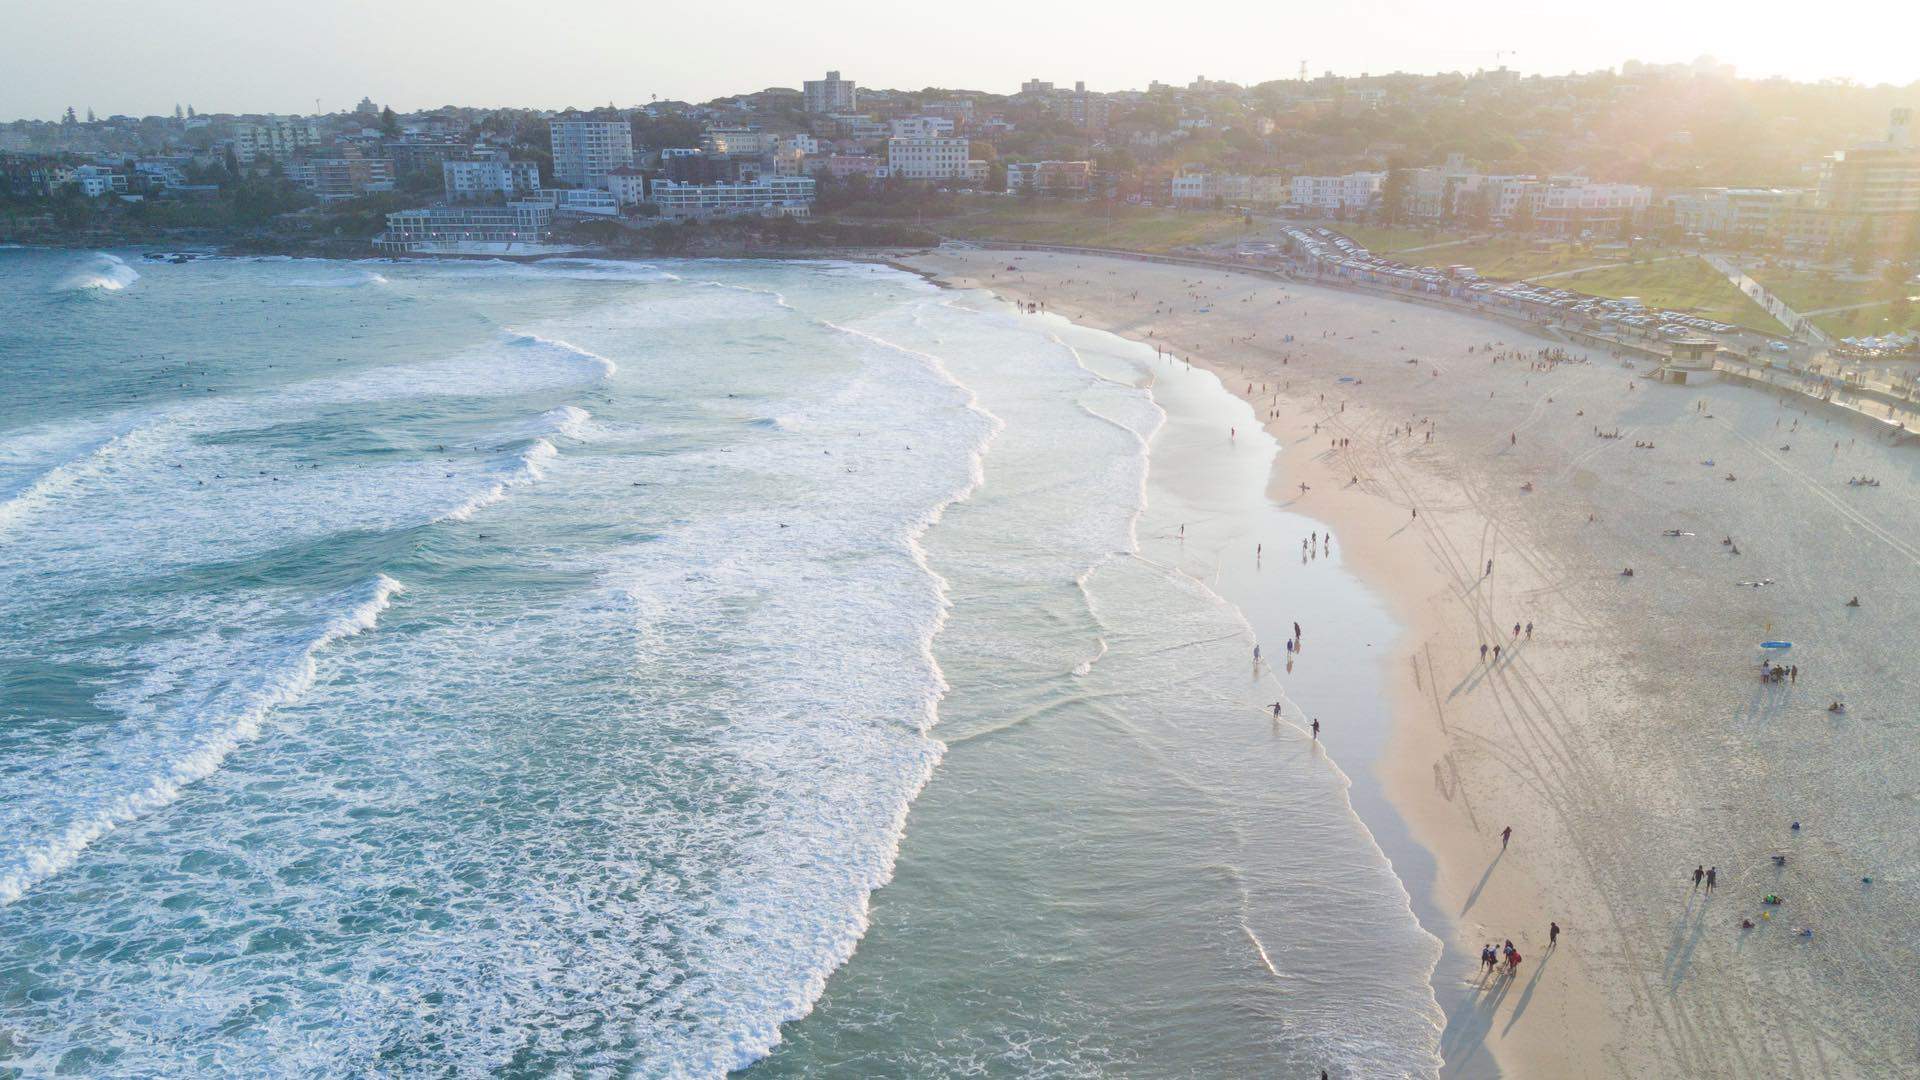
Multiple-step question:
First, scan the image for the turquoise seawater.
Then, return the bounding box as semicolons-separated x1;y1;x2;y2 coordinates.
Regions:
0;249;1442;1077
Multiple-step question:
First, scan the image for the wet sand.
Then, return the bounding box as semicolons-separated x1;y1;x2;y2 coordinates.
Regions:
903;248;1920;1078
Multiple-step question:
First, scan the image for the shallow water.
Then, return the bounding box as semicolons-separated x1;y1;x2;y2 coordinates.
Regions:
0;250;1442;1076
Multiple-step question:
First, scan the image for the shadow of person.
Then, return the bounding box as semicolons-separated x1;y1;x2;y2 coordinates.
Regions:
1460;849;1505;916
1501;946;1554;1035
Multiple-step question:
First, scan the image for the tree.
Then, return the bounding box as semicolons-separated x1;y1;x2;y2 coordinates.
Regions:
62;106;77;126
1508;195;1536;235
174;104;184;120
187;105;196;119
379;106;400;136
85;107;95;123
1379;163;1412;225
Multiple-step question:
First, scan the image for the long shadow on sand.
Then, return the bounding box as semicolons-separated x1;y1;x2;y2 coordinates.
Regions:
1441;966;1519;1075
1501;946;1555;1035
1460;849;1506;916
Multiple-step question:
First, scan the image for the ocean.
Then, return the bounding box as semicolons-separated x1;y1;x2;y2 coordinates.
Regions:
0;249;1443;1077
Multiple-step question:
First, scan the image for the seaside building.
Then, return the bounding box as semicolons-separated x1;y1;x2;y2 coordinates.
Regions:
803;71;857;114
550;119;635;190
233;117;320;165
386;139;468;176
890;116;956;140
1006;160;1094;196
442;157;541;202
289;156;396;200
886;136;982;183
375;202;553;252
646;175;815;218
1664;187;1803;240
1531;181;1652;236
1290;171;1386;212
67;164;128;197
605;164;648;205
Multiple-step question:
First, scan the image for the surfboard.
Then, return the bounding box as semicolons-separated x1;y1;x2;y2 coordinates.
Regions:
1760;641;1793;649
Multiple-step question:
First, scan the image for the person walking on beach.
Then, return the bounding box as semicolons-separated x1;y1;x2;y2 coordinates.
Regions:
1525;621;1534;640
1501;825;1512;849
1493;644;1501;661
1486;558;1494;577
1693;865;1704;891
1705;867;1717;895
1480;643;1489;662
1549;921;1561;949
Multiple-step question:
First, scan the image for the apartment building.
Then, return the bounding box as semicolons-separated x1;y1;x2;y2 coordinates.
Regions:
803;71;858;114
377;202;553;252
550;119;635;189
1007;160;1093;195
1816;109;1919;217
68;164;128;197
1665;187;1802;239
442;157;540;202
890;116;956;139
886;136;978;182
1532;181;1652;235
233;118;320;165
289;156;395;199
1290;171;1386;212
605;165;648;205
647;175;815;218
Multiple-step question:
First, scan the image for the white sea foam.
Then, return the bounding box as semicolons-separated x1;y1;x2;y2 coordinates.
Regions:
54;252;140;293
0;575;402;906
502;329;618;379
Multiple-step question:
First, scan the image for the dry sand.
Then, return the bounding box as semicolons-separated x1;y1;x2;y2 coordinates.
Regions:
902;247;1920;1079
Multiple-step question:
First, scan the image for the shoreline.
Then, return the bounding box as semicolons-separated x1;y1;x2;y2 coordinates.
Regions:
905;252;1565;1076
898;245;1920;1078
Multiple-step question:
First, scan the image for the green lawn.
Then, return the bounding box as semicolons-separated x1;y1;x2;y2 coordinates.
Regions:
938;202;1255;253
1549;258;1780;332
1812;301;1920;338
1334;225;1481;254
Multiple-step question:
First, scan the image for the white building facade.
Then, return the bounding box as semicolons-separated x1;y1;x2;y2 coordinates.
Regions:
648;175;816;218
886;136;978;182
1290;171;1386;212
442;158;541;201
550;120;635;190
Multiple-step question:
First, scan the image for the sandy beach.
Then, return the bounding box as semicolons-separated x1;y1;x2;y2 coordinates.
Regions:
903;247;1920;1078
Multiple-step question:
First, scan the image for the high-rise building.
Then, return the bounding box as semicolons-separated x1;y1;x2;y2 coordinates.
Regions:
549;120;634;190
803;71;857;114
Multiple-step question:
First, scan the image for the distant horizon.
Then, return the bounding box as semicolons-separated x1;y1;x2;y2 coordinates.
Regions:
3;0;1915;123
8;59;1920;126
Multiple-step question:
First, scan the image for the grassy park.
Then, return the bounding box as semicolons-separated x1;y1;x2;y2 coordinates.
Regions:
937;201;1256;253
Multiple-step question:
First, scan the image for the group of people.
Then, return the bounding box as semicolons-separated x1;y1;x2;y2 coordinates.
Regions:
1760;661;1799;684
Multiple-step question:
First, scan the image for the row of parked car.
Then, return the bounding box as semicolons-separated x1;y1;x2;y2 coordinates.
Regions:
1282;226;1742;341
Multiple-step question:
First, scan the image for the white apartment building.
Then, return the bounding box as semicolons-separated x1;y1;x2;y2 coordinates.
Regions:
887;136;978;182
803;71;858;113
69;165;128;197
442;158;541;202
1532;181;1652;235
647;175;815;218
1290;171;1386;212
550;120;634;190
1171;173;1209;203
606;165;648;205
233;118;320;165
702;128;777;156
890;116;955;139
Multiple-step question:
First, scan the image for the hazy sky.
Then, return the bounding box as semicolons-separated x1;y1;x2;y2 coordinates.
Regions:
4;0;1914;121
